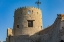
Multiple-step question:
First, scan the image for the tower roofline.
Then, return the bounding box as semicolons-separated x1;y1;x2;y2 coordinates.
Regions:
15;6;41;11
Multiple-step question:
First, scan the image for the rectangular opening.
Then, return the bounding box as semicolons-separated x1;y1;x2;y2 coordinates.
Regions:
28;20;33;27
17;25;19;28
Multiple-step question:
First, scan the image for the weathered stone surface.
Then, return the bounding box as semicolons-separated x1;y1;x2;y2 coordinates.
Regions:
6;7;64;42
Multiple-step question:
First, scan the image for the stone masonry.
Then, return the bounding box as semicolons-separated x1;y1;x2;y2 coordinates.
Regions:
6;6;64;42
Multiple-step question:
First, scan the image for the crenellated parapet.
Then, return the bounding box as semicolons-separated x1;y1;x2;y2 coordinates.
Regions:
14;6;41;13
57;14;64;21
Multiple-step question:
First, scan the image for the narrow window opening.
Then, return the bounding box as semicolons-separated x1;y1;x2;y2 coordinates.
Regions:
41;26;42;28
17;25;19;28
32;10;33;12
62;27;63;28
32;10;33;14
37;12;38;14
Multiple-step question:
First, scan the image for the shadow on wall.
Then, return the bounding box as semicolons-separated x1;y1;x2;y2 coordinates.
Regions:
60;40;64;42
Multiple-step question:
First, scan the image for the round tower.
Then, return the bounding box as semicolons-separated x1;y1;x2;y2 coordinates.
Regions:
13;7;43;36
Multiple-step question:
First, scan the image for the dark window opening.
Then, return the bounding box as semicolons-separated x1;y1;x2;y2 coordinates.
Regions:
32;10;33;12
28;20;33;27
41;26;42;28
17;25;19;28
32;10;33;13
37;12;38;14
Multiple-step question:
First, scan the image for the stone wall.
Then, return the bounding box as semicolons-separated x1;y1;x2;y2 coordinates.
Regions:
9;35;41;42
39;14;61;42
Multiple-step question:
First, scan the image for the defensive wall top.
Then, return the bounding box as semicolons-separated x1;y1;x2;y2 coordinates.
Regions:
57;14;64;20
57;14;64;17
15;6;41;11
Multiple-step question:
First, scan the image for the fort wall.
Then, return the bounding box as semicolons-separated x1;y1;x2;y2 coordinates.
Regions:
39;14;61;42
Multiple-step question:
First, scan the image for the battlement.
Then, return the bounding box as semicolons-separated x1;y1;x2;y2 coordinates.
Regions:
15;6;41;12
57;14;64;21
57;14;64;17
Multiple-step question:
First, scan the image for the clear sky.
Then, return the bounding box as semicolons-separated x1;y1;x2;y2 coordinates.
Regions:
0;0;64;41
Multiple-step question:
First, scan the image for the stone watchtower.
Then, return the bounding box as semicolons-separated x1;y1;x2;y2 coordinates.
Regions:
13;7;43;36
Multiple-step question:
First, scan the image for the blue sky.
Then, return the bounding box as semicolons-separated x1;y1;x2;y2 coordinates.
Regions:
0;0;64;41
